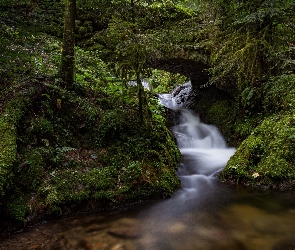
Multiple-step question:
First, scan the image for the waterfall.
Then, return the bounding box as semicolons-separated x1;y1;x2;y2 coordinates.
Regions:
128;79;151;90
158;81;194;110
159;81;235;191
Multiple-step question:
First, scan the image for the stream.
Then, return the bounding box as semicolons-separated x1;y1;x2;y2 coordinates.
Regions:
1;82;295;250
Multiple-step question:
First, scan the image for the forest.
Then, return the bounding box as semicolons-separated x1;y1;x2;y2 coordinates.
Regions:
0;0;295;232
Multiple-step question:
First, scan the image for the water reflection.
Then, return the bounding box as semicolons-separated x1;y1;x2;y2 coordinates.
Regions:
1;185;295;250
136;184;295;250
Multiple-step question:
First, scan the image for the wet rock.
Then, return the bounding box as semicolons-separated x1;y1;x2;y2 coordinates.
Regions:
85;224;108;233
108;226;142;239
77;239;92;250
111;243;125;250
273;238;295;250
168;222;187;234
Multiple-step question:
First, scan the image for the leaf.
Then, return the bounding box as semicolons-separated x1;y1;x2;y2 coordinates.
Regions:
252;172;259;178
91;154;98;159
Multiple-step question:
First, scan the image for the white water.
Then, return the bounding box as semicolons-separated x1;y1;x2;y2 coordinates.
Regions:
137;82;295;250
174;109;235;178
158;81;194;110
159;81;236;186
128;79;151;90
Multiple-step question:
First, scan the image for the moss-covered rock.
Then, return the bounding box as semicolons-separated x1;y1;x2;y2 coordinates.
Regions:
0;83;48;222
0;94;34;201
0;115;17;198
220;112;295;189
219;74;295;189
192;85;237;146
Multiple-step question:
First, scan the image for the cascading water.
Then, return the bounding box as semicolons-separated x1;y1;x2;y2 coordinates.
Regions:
175;109;236;177
159;81;235;192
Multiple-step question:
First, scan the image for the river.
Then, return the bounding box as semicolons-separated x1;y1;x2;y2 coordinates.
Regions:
1;82;295;250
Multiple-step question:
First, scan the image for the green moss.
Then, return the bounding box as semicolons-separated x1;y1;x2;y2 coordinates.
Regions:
193;86;237;146
1;80;182;222
206;100;236;145
263;74;295;113
96;109;137;147
221;112;295;189
31;117;54;136
191;75;295;189
37;166;117;208
12;150;47;195
0;116;17;197
234;114;263;142
0;97;28;198
6;196;28;222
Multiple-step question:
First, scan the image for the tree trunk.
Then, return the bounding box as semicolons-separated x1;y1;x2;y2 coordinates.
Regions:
59;0;76;87
136;74;144;123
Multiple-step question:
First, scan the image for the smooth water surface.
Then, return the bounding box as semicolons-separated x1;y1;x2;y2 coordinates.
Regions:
1;184;295;250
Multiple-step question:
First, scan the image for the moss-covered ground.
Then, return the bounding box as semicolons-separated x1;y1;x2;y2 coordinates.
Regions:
0;80;181;231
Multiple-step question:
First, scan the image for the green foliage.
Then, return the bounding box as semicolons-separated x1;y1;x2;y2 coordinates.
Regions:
0;77;181;222
0;97;28;199
234;114;263;142
190;0;295;188
0;0;188;224
120;161;143;185
205;100;237;145
75;47;113;88
87;0;200;121
18;151;46;191
38;166;117;207
6;196;28;222
0;1;63;89
0;116;17;197
96;109;137;146
149;70;187;93
192;86;238;145
38;184;61;214
31;118;54;136
263;74;295;113
12;0;295;223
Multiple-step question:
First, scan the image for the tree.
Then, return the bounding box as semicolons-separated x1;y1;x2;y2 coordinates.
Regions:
59;0;76;87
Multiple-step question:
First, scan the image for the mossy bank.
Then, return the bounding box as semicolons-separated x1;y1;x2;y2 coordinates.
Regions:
0;79;181;233
193;74;295;190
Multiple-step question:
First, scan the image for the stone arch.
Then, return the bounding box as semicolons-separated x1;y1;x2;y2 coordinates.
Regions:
145;58;209;87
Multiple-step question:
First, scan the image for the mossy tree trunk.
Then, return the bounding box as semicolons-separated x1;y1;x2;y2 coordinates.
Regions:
131;0;145;123
59;0;76;87
136;72;144;123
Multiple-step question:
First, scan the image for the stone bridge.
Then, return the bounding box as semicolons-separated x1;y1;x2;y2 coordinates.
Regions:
145;58;209;87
